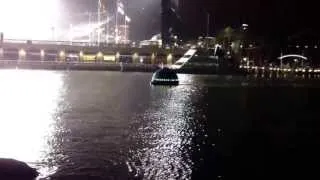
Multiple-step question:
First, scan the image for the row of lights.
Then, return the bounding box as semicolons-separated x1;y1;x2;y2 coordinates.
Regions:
293;45;318;49
239;65;320;73
19;49;68;58
17;49;173;62
240;45;319;49
240;44;254;49
18;49;119;59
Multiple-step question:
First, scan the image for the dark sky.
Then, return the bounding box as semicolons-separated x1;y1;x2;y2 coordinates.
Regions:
65;0;319;41
180;0;319;39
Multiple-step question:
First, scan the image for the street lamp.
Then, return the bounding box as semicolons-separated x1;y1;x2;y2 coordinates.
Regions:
19;49;26;60
40;50;45;61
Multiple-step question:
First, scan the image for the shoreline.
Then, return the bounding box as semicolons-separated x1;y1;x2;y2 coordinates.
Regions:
0;60;236;75
0;60;159;72
0;61;319;79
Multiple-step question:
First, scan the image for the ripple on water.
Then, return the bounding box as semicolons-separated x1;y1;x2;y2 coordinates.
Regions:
127;85;205;180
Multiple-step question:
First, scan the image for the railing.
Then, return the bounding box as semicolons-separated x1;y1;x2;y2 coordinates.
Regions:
0;60;161;66
0;60;161;72
239;65;320;73
2;39;133;48
1;39;187;52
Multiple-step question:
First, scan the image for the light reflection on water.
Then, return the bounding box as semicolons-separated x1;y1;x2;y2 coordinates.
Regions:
0;70;63;178
0;70;316;179
129;75;200;179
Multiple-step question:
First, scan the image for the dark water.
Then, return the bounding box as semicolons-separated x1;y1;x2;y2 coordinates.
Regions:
0;70;319;180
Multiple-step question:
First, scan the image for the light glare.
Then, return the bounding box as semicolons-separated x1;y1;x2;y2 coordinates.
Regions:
0;0;61;40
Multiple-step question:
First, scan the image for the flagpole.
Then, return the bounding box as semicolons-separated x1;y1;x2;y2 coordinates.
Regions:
206;12;210;37
89;12;92;45
98;0;101;45
125;17;127;44
106;17;109;44
115;0;119;44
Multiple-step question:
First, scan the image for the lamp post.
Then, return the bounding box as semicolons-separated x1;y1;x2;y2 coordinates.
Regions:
88;12;92;45
97;0;102;45
115;0;120;44
206;12;210;37
69;24;73;44
51;27;55;41
125;16;131;44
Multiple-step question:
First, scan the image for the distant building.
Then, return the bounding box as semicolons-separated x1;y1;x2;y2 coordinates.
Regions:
70;0;131;45
241;24;249;32
140;34;162;48
161;0;180;48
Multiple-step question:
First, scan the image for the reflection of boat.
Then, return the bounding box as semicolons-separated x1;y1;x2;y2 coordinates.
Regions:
151;68;179;85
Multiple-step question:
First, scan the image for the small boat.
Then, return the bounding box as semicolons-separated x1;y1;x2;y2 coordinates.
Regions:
151;68;179;85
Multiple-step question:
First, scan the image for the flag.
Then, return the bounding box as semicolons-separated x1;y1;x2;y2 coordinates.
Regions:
117;6;125;15
118;1;124;9
117;0;125;15
125;16;131;22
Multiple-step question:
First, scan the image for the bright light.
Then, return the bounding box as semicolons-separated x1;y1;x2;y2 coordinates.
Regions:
0;0;61;40
125;16;131;23
133;52;139;60
278;54;308;60
40;50;45;57
0;70;62;177
59;51;65;57
97;52;103;57
116;52;120;59
167;53;173;62
19;49;26;57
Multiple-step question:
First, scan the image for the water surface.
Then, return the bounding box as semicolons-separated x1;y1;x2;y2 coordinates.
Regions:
0;70;319;180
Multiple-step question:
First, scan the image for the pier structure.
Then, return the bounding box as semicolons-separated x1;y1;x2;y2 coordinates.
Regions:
0;39;184;64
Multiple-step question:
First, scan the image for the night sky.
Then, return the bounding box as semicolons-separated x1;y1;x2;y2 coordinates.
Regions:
179;0;318;40
66;0;319;41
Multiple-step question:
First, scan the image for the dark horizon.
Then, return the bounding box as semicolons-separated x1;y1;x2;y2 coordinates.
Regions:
178;0;319;40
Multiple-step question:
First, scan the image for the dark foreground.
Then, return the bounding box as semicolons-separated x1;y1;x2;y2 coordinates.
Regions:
0;159;38;180
0;70;319;180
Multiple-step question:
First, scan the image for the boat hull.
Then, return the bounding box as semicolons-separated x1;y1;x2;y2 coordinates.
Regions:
151;80;179;86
